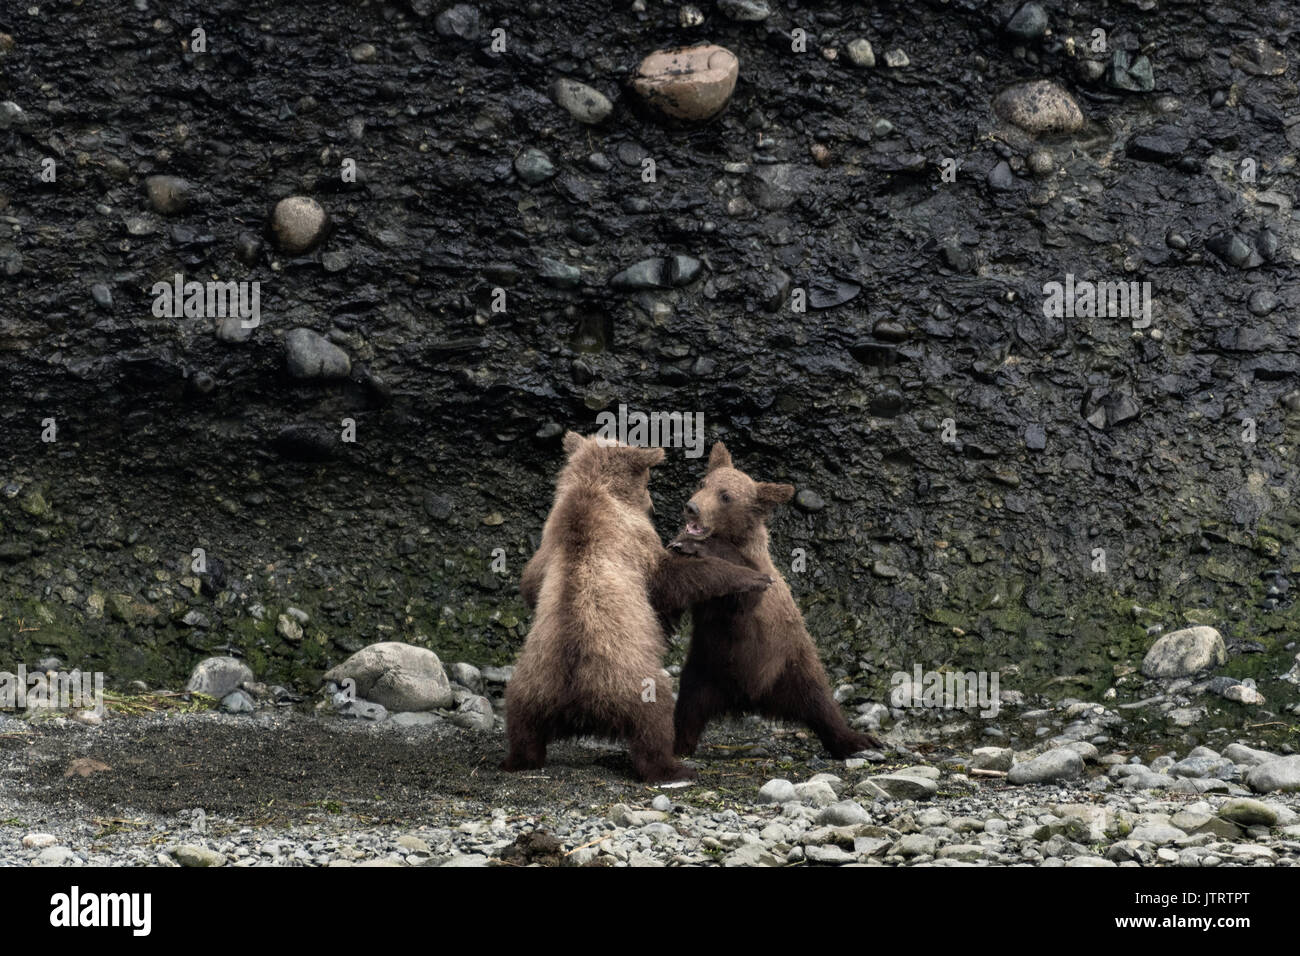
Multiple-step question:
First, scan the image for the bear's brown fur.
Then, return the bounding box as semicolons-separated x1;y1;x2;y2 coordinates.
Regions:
504;431;772;783
669;442;883;760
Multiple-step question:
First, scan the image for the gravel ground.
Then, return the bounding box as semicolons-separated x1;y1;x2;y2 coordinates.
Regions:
3;690;1297;867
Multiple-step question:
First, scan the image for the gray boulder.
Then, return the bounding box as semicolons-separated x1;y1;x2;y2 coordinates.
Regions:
1246;755;1300;794
185;656;253;698
1141;626;1226;678
1007;747;1084;785
323;641;454;711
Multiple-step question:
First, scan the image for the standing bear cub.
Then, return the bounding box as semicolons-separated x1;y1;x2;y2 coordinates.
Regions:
669;442;883;760
504;432;773;783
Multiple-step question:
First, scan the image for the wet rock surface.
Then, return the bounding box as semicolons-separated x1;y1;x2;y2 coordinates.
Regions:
0;0;1296;797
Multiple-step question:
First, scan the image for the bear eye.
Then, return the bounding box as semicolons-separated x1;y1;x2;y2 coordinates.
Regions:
720;491;732;503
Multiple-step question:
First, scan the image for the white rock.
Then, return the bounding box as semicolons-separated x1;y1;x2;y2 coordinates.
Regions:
323;642;454;711
1141;626;1226;678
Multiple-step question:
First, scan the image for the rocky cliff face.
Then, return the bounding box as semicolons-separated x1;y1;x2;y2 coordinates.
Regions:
0;0;1296;719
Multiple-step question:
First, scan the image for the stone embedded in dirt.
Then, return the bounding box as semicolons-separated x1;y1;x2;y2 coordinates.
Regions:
514;147;555;185
793;780;838;806
818;800;870;826
435;3;481;41
220;690;254;713
144;175;194;215
1207;231;1261;269
172;845;226;867
276;613;304;643
1231;38;1287;76
1219;797;1279;826
1141;625;1226;678
1129;824;1185;845
1223;683;1263;704
216;316;253;344
757;778;796;803
1083;388;1140;429
449;695;494;730
34;847;78;866
539;257;580;288
864;773;937;800
807;275;861;309
1109;50;1155;92
284;328;351;380
1007;747;1083;784
448;662;483;693
993;80;1084;134
794;489;825;512
608;254;702;290
718;0;770;21
1005;3;1048;41
323;641;454;711
751;162;812;211
971;746;1014;771
1223;743;1277;766
1246;755;1300;794
271;196;328;254
1126;126;1191;163
185;656;253;698
549;77;613;124
632;44;739;121
846;38;875;67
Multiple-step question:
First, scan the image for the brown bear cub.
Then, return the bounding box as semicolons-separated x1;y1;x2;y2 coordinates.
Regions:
668;442;883;760
504;432;773;783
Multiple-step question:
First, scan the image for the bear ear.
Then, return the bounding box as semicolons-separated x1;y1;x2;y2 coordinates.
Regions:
756;483;795;509
625;445;665;468
562;431;587;456
707;442;733;473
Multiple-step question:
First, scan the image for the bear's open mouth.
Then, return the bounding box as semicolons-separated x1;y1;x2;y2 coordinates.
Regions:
683;521;709;538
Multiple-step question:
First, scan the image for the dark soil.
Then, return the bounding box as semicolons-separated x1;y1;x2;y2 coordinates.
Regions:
6;712;874;823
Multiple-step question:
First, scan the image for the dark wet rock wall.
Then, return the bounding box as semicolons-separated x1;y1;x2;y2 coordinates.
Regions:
0;1;1297;709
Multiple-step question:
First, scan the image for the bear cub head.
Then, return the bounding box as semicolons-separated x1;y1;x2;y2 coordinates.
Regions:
680;441;794;545
559;430;665;516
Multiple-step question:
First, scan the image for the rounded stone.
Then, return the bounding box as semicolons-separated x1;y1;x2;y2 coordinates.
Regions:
549;78;613;124
1006;3;1048;42
285;328;351;380
1027;149;1055;177
632;44;739;121
1141;626;1226;678
846;38;875;68
144;175;194;215
514;147;555;185
272;196;328;254
993;80;1084;134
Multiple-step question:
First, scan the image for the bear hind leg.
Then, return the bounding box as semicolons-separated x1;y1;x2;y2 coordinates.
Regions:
501;702;550;771
765;671;882;758
627;691;694;783
673;669;725;757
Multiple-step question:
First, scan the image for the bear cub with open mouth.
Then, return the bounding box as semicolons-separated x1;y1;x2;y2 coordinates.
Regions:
668;441;883;760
